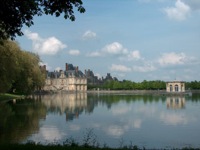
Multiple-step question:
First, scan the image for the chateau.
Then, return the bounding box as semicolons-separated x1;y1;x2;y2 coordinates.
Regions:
40;62;119;92
42;63;87;92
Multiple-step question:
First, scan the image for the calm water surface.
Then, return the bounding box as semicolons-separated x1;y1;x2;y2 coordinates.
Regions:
1;93;200;149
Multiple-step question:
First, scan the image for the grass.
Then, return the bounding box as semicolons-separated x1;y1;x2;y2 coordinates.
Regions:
0;93;24;102
0;143;140;150
0;143;200;150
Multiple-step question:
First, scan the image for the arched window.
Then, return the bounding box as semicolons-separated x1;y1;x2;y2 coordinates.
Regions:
175;84;179;92
170;85;173;92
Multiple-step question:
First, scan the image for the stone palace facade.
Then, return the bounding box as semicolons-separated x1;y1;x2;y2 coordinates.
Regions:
42;63;87;92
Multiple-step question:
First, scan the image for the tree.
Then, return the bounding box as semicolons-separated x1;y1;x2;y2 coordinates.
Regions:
0;40;21;92
0;0;85;40
0;40;45;94
13;51;45;94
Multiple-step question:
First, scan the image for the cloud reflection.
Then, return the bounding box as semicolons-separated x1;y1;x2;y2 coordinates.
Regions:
105;125;127;137
160;112;188;125
69;124;81;131
40;126;65;142
111;106;132;116
133;119;142;129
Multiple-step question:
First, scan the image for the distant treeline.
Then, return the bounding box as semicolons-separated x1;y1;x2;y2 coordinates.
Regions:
185;81;200;90
88;80;200;90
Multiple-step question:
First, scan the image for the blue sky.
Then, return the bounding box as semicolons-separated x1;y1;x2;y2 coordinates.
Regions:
16;0;200;82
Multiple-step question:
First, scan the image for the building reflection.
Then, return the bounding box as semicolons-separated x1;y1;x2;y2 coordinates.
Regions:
41;93;87;121
166;96;185;109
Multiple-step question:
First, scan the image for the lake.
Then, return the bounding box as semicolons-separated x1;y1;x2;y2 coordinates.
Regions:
0;92;200;149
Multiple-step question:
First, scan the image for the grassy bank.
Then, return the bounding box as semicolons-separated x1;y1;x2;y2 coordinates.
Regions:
0;93;23;102
0;143;137;150
0;143;199;150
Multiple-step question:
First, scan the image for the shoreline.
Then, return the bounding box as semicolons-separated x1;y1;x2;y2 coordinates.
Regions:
0;93;24;102
34;90;200;96
86;89;197;96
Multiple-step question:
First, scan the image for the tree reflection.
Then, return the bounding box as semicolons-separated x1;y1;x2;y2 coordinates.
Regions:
87;94;165;110
0;99;46;143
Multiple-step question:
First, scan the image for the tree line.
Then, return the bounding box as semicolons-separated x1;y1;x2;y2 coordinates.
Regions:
88;80;166;90
0;40;45;94
88;80;200;90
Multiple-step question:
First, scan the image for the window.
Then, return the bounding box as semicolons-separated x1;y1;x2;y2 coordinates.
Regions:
175;84;179;92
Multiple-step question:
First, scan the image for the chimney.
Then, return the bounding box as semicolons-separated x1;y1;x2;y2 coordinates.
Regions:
65;63;68;71
76;66;79;73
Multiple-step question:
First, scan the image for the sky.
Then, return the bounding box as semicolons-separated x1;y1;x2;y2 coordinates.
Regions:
16;0;200;82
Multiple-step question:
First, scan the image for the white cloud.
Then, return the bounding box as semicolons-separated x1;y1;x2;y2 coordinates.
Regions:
24;30;67;55
55;67;62;71
128;50;141;60
132;62;156;72
82;30;96;40
164;0;190;21
25;31;40;40
158;52;187;66
86;42;129;57
163;0;191;21
120;50;141;61
110;64;132;72
68;49;80;56
102;42;128;55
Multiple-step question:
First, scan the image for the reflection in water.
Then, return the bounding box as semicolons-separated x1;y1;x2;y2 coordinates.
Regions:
166;96;185;109
41;93;87;121
1;94;200;149
0;99;46;143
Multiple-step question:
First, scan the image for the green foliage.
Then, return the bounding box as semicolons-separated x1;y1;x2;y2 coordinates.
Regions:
185;81;200;90
0;0;85;40
94;80;200;91
13;51;45;94
0;40;21;92
98;80;166;91
0;40;45;94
